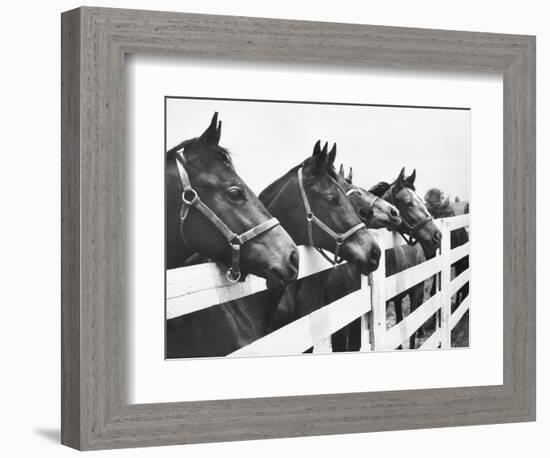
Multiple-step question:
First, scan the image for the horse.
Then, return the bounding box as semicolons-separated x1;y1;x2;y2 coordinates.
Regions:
259;141;381;273
368;167;442;349
166;139;381;358
265;144;403;346
165;113;301;358
166;112;299;288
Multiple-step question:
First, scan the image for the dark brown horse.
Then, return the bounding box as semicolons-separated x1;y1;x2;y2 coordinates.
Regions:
368;168;442;349
166;113;301;358
266;144;402;344
259;141;381;274
166;139;381;358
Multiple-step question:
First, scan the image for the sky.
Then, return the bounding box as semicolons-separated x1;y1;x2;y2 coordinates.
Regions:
166;97;470;202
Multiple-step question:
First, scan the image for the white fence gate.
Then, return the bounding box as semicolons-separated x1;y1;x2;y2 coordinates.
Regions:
167;215;470;356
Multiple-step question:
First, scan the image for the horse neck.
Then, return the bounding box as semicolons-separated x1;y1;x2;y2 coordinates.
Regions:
385;244;425;277
261;171;308;245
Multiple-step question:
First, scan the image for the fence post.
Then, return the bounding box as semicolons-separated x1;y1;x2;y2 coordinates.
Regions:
360;275;372;351
369;231;386;351
312;336;332;354
439;219;452;348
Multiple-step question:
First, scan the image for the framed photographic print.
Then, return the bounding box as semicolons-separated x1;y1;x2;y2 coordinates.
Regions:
61;6;536;450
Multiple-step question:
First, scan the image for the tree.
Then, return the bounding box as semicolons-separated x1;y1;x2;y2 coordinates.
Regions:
424;188;455;218
454;196;460;203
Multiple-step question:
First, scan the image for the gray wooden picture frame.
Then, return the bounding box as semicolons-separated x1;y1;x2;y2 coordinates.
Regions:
61;6;536;450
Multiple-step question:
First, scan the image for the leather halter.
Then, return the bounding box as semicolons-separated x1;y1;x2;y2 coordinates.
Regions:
381;186;433;246
174;153;280;282
297;167;366;264
396;210;433;246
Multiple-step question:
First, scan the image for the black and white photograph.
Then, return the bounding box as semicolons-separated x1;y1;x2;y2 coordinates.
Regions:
165;97;471;359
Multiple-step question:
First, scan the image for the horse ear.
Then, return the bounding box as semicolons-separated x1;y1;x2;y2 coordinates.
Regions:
310;140;327;175
196;112;221;148
347;167;353;184
339;163;345;177
314;142;329;173
405;169;416;187
327;143;337;166
312;140;322;157
396;167;406;183
215;120;222;145
393;167;406;190
321;142;329;157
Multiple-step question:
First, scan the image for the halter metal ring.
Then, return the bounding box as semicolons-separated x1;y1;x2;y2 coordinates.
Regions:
182;189;198;205
229;237;242;247
225;269;241;283
306;212;314;221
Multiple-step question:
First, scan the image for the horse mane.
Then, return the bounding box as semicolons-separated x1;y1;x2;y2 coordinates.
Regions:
259;157;337;206
369;175;416;197
166;138;234;170
369;182;391;197
259;163;303;207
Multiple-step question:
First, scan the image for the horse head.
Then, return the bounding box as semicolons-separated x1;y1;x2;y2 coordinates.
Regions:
260;140;381;275
381;167;442;257
166;112;299;289
336;157;402;230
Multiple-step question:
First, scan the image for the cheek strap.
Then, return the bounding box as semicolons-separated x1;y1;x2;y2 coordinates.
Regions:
175;153;280;282
298;167;366;264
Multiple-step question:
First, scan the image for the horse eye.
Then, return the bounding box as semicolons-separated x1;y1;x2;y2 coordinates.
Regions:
327;194;339;204
226;187;245;201
406;201;415;207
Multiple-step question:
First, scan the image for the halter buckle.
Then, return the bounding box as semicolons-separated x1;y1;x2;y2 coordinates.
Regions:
182;189;198;205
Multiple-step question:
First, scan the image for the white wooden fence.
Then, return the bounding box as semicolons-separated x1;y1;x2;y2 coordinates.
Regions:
167;214;470;356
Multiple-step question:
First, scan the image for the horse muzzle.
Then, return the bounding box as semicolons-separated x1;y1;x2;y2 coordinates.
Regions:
341;236;381;275
265;248;299;289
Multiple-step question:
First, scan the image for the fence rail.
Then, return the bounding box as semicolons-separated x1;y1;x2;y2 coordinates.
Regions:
167;214;470;354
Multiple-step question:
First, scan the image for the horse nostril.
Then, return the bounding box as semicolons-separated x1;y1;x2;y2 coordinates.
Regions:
367;254;380;272
434;231;442;243
390;208;399;217
369;243;381;267
289;249;300;270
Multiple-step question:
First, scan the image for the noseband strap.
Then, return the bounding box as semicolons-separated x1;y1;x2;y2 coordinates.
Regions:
175;153;280;282
398;214;433;246
298;167;366;264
